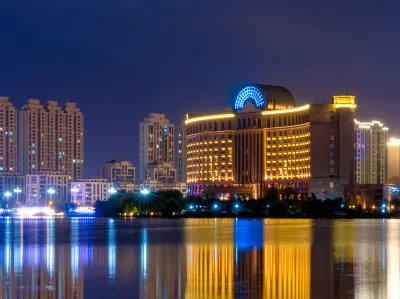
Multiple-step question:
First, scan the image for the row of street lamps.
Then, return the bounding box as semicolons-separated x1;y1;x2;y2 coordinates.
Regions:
3;186;150;206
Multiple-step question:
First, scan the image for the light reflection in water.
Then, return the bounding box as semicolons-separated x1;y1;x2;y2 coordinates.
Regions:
108;218;116;280
0;218;400;298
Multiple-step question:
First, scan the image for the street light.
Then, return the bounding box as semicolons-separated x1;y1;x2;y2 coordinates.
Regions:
108;187;117;196
140;188;149;195
13;188;22;204
47;188;55;206
4;191;11;202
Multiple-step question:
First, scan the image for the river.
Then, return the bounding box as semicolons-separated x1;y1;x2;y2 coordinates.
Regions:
0;218;398;298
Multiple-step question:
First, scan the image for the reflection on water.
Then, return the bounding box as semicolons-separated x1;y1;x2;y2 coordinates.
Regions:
1;218;400;298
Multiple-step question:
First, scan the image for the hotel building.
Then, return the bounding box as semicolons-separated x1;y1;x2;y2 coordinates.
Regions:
19;100;84;181
0;97;17;173
183;85;356;199
139;113;174;181
354;120;388;184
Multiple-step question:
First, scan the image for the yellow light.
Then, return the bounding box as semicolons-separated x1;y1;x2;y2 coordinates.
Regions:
185;113;235;124
334;104;357;109
262;104;310;115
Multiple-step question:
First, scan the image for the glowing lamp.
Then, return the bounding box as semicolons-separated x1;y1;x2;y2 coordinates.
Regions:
140;188;150;195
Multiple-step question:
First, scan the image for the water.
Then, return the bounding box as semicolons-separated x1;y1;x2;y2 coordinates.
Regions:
0;218;398;298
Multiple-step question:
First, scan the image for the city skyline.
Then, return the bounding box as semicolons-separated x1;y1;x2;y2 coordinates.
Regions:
0;1;399;176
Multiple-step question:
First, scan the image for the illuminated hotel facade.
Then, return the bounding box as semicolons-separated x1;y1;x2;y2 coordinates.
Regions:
184;85;356;199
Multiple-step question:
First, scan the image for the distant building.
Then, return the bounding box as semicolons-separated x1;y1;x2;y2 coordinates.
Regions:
345;183;384;207
384;176;400;203
25;171;69;206
184;85;357;200
70;178;113;206
140;180;186;195
19;100;84;181
0;97;17;173
354;120;388;184
102;159;136;185
146;162;176;183
387;138;400;178
118;182;138;193
140;113;174;182
176;123;186;182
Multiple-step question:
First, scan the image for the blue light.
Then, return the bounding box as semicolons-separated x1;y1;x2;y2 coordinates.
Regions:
383;204;386;208
235;204;239;208
234;86;264;110
213;204;218;209
189;205;194;210
382;209;386;213
340;204;344;208
267;204;270;208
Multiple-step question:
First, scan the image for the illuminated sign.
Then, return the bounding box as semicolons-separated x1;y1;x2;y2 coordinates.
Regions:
234;86;264;110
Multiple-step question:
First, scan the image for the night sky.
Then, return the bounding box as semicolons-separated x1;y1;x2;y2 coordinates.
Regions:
0;0;399;176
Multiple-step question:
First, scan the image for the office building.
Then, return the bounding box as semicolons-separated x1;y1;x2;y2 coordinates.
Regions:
184;85;357;199
25;171;69;205
70;178;113;206
0;97;17;173
19;100;84;180
102;159;136;185
140;113;174;181
354;120;388;184
387;138;400;178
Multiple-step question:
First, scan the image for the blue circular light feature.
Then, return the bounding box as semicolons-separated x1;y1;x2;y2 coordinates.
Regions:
234;86;265;110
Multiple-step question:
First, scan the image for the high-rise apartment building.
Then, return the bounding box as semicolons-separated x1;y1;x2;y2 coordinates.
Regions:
0;97;17;173
102;159;136;185
354;120;388;184
19;100;84;180
140;113;174;181
387;138;400;178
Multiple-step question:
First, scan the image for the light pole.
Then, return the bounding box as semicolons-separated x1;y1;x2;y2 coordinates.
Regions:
140;188;150;214
13;187;22;205
47;188;55;207
108;187;117;197
71;187;79;205
4;191;11;205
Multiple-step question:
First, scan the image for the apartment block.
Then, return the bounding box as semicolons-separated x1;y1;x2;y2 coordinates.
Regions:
0;97;17;173
140;113;174;181
19;100;84;180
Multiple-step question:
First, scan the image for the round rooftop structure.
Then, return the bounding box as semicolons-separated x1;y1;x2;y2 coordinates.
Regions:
385;176;400;185
234;84;295;111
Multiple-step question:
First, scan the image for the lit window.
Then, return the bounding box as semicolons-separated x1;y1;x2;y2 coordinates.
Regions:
330;160;334;165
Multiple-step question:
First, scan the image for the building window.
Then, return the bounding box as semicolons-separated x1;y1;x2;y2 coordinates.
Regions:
330;160;334;165
330;135;334;141
329;167;334;173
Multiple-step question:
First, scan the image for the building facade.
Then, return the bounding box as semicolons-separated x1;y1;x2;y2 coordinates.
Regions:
176;123;186;182
140;180;186;195
70;178;113;206
184;85;357;199
0;97;17;173
354;120;388;184
25;171;69;205
140;113;174;181
146;162;177;183
102;159;136;185
19;100;84;180
387;138;400;178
